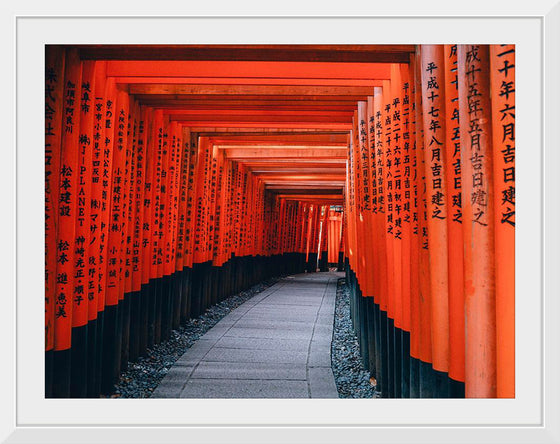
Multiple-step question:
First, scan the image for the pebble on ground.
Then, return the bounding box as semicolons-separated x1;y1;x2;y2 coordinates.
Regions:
331;278;379;398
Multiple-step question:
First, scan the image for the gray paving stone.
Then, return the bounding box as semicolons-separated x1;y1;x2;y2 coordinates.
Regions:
202;347;308;365
152;271;342;398
190;361;307;380
179;379;310;398
215;336;310;351
224;327;314;340
308;367;338;398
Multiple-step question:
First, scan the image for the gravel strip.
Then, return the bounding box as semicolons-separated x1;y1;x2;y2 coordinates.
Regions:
331;278;379;398
104;277;280;398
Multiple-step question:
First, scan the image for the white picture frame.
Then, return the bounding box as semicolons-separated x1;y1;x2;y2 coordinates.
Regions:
3;1;559;442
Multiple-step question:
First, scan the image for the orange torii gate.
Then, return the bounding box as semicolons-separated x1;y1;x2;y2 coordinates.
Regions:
45;44;514;399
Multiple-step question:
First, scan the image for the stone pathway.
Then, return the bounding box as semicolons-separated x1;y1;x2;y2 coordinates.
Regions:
152;272;343;398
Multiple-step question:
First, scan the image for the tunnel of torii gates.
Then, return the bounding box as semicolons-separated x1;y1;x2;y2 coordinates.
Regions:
44;44;515;399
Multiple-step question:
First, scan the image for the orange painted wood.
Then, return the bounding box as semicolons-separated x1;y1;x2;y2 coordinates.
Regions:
183;133;200;269
399;64;412;333
408;55;421;359
420;45;450;373
414;47;433;365
357;101;374;296
490;44;515;398
373;86;389;312
73;60;95;327
54;49;82;350
129;83;375;97
389;65;404;330
105;89;129;306
444;44;466;383
458;44;497;398
131;106;148;292
382;79;396;322
141;108;156;285
106;60;393;79
175;127;191;272
123;100;139;296
45;46;65;350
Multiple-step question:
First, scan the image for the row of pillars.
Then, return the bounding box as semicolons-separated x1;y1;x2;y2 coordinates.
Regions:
44;47;345;397
344;44;515;398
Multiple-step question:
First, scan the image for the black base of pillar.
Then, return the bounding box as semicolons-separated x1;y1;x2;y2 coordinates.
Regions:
70;324;88;398
51;348;71;398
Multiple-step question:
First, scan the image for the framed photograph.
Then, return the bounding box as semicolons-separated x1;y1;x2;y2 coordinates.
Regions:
3;1;559;442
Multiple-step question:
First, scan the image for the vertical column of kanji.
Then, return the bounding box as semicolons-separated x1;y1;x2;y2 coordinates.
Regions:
86;62;106;397
209;144;222;303
132;106;148;358
351;116;362;333
203;138;215;306
68;60;95;398
414;46;434;397
391;66;406;398
124;100;140;362
367;97;379;299
116;90;131;368
444;44;466;397
358;102;373;293
223;159;234;295
421;45;450;396
242;169;251;286
150;110;164;344
373;87;388;314
229;163;240;293
458;45;497;398
352;110;364;293
408;54;421;398
183;132;199;318
97;77;118;393
175;127;191;324
102;87;128;390
372;86;389;397
140;108;156;349
191;136;208;316
390;67;405;342
344;134;353;280
365;94;379;382
168;124;184;328
52;49;82;398
45;46;65;398
120;98;137;368
159;118;173;340
399;64;414;398
45;47;65;397
490;44;515;398
381;79;397;397
157;116;172;341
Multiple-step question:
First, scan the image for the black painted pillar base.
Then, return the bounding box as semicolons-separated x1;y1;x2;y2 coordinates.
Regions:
306;252;318;273
128;289;141;362
337;252;345;271
449;378;466;398
100;304;118;395
70;324;88;398
45;350;53;398
86;317;98;397
51;349;71;398
120;292;131;372
139;283;150;356
410;356;420;398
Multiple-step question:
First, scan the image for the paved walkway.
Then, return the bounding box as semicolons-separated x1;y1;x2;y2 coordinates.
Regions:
152;271;343;398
